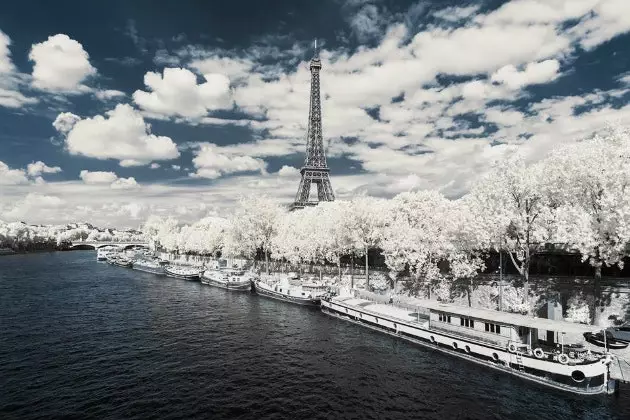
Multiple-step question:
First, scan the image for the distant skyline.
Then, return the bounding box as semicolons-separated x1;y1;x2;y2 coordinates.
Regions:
1;0;630;228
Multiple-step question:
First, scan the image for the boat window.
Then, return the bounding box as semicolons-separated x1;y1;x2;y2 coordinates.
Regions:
460;317;474;328
438;313;451;323
485;323;501;334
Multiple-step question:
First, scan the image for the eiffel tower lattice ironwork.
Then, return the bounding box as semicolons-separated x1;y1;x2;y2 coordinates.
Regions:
292;40;335;210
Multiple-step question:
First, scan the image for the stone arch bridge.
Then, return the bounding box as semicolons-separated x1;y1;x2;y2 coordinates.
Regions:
70;241;148;250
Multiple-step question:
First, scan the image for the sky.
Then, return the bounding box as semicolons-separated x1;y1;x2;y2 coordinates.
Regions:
1;0;630;228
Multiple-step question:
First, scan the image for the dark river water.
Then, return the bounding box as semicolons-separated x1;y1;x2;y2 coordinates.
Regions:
1;252;629;420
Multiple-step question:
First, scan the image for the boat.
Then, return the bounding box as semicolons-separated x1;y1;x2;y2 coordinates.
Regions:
607;324;630;344
106;255;133;268
164;265;201;281
96;245;119;261
252;272;328;306
132;257;166;275
321;292;617;395
201;267;254;291
0;248;15;255
583;331;629;349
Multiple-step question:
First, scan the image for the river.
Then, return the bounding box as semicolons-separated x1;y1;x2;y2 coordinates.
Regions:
1;252;628;419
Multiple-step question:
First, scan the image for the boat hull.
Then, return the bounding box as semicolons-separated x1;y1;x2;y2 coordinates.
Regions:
109;260;132;268
584;333;629;349
253;281;320;306
132;265;165;275
321;298;612;395
201;276;251;291
164;268;200;281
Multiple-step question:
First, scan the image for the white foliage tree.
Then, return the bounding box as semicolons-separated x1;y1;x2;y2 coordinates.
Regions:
468;153;556;312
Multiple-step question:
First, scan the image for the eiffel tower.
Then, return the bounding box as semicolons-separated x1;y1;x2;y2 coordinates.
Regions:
291;40;335;210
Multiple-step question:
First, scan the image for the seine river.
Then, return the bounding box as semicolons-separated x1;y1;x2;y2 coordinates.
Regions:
1;252;628;419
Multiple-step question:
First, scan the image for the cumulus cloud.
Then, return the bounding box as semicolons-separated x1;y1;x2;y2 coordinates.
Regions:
110;177;139;189
94;89;126;101
29;34;96;92
2;193;65;220
0;30;37;109
0;160;29;185
348;4;383;42
79;170;118;185
132;68;232;119
26;161;62;177
190;143;267;179
0;30;16;74
54;104;179;166
277;165;300;177
150;163;160;169
80;170;139;190
491;59;561;89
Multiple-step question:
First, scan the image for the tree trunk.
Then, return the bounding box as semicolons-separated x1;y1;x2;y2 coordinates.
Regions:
365;246;369;288
467;279;472;307
265;250;269;275
351;255;354;289
338;256;342;283
592;263;603;325
522;248;531;314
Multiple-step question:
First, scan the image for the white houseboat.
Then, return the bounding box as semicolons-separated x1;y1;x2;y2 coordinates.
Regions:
164;265;201;281
97;245;119;261
253;273;328;306
321;294;616;395
132;257;167;275
106;254;133;268
201;267;254;291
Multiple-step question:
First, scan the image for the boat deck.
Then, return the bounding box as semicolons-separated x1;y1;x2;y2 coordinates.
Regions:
335;297;430;327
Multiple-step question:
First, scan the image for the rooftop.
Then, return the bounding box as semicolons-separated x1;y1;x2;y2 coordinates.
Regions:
419;300;603;335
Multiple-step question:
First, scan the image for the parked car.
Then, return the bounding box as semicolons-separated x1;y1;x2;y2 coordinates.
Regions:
607;324;630;343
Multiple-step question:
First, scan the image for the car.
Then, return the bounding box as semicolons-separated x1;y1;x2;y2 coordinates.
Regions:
607;324;630;343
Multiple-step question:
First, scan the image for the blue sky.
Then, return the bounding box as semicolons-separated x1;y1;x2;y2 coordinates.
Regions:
1;0;630;228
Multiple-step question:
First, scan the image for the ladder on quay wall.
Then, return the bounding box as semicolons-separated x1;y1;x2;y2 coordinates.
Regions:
515;352;524;371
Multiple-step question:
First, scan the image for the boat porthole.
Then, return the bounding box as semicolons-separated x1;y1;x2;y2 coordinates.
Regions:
492;353;500;362
571;370;585;383
452;342;458;350
465;345;471;354
430;335;436;344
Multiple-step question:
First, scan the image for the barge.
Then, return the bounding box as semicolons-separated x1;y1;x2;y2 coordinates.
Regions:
322;294;616;395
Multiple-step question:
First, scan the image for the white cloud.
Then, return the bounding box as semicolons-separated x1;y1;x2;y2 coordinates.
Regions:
29;34;96;93
26;161;62;177
54;104;180;166
80;170;118;185
433;6;479;22
0;161;29;185
0;30;37;109
348;4;383;41
277;165;299;177
189;56;253;82
150;163;160;169
172;165;181;171
491;59;561;89
0;30;16;74
111;177;139;190
132;68;232;119
190;142;268;179
52;112;82;134
94;89;126;101
80;170;139;190
3;193;64;220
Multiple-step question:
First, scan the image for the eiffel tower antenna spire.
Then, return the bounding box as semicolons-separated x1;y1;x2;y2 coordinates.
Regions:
291;39;335;210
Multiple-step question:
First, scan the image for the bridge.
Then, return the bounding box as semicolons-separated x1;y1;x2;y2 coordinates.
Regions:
70;240;149;250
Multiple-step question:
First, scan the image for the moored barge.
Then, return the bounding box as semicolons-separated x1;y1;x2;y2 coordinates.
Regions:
321;294;616;395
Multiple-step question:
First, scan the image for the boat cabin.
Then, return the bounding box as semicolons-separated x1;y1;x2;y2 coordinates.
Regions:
422;301;602;354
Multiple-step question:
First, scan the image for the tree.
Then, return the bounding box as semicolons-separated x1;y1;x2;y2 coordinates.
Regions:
543;126;630;325
381;191;454;299
346;196;390;287
467;153;555;313
229;196;283;274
